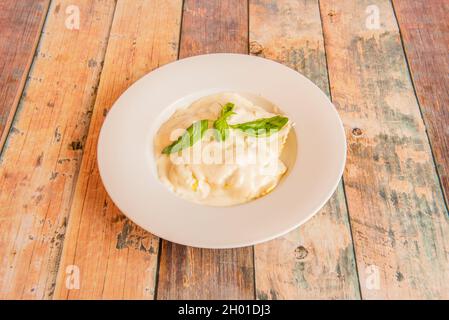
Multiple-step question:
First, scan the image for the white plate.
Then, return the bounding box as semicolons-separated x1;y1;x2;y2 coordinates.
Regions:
98;53;346;249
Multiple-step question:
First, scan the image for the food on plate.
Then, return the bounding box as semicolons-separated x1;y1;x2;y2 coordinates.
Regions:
154;93;292;206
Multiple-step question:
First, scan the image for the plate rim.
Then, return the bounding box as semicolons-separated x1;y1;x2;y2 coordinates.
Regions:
97;53;347;249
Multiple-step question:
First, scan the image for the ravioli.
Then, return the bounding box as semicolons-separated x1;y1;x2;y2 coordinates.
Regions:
154;92;292;206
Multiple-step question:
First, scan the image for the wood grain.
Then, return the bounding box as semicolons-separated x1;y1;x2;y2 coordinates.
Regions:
0;0;50;149
156;0;253;300
392;0;449;207
53;0;183;299
0;0;116;299
178;0;249;56
250;0;360;300
320;0;449;299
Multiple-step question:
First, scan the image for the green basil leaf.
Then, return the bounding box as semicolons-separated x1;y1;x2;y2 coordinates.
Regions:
213;102;235;141
213;119;229;141
162;119;209;154
220;102;235;117
230;115;288;137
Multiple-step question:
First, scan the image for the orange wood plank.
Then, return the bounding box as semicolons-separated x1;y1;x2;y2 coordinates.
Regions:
250;0;360;299
320;0;449;298
53;0;183;299
156;0;254;300
0;0;116;299
392;0;449;206
0;0;50;149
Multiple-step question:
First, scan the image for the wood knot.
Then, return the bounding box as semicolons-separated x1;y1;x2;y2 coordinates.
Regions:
328;10;338;22
250;41;264;55
70;140;83;150
294;246;308;260
352;128;363;136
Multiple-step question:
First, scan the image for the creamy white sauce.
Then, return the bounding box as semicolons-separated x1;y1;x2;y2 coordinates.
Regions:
154;92;291;206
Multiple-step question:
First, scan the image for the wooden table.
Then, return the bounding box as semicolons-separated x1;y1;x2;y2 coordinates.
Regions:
1;0;448;300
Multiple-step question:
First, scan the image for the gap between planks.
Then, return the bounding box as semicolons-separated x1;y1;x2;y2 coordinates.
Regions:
2;0;444;300
0;0;51;152
53;0;183;299
391;0;449;213
320;0;449;299
155;0;255;300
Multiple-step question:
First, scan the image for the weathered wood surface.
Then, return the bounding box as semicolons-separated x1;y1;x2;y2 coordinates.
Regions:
249;0;360;300
1;0;448;300
0;0;116;299
0;0;50;149
53;0;183;299
178;0;249;55
156;0;253;300
392;0;449;207
320;0;449;299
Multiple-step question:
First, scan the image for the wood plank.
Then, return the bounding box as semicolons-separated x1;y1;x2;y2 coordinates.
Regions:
178;0;249;55
250;0;360;300
320;0;449;299
392;0;449;207
0;0;50;149
53;0;183;299
156;0;253;300
0;0;116;299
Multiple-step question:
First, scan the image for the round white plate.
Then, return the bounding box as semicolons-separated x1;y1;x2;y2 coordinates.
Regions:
98;53;346;249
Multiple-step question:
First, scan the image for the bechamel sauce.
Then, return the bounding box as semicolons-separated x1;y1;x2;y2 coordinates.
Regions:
154;92;292;206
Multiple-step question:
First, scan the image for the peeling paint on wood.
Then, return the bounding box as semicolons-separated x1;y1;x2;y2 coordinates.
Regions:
250;0;360;300
392;0;449;208
0;0;50;149
0;0;116;299
53;0;182;299
1;0;448;300
320;0;449;299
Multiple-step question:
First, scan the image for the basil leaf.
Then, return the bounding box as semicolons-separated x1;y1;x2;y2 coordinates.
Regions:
213;102;235;141
220;102;235;117
230;115;288;137
162;119;209;154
